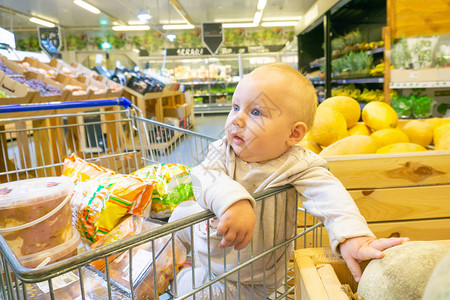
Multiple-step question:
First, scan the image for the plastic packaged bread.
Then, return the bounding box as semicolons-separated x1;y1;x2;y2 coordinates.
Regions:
62;153;117;183
0;177;74;258
132;163;195;218
90;215;187;299
63;155;157;243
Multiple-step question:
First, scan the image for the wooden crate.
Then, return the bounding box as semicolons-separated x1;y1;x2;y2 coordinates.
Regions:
123;88;186;122
297;150;450;247
294;240;450;300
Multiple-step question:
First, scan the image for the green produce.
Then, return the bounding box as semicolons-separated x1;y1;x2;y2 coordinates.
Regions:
0;90;9;98
391;95;412;118
412;95;434;118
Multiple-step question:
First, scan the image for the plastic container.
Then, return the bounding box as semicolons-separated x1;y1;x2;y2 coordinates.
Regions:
0;176;74;258
19;230;80;268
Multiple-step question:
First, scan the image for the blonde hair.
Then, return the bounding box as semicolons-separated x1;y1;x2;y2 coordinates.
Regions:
249;63;318;129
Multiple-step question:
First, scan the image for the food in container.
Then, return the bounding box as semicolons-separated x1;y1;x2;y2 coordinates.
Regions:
0;177;74;257
19;230;80;269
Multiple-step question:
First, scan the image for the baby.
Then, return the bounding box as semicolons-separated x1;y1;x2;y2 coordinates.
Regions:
169;63;407;299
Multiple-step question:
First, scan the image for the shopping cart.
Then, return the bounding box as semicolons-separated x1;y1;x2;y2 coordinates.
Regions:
0;98;323;300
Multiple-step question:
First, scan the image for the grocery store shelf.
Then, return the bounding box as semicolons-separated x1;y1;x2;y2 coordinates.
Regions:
182;81;236;85
335;77;384;84
311;78;384;85
194;103;232;114
366;47;385;55
390;81;450;89
311;80;326;85
309;47;384;68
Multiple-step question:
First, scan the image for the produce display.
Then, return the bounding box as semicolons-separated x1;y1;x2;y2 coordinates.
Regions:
0;177;74;257
0;60;21;76
13;76;62;96
331;84;385;103
357;241;449;299
0;55;124;102
301;96;450;156
391;92;436;119
329;29;384;58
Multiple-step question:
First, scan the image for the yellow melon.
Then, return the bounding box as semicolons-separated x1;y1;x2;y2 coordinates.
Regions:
370;128;409;148
376;143;427;154
435;134;450;150
308;106;348;146
434;123;450;149
319;135;378;157
362;101;398;131
320;96;361;128
402;120;433;147
422;118;450;132
348;123;372;136
301;131;315;142
297;140;322;154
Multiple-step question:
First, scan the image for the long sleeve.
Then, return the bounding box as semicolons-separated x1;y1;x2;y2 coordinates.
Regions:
293;165;375;252
190;138;255;217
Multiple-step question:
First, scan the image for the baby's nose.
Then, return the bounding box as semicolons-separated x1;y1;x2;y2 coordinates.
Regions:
233;113;245;127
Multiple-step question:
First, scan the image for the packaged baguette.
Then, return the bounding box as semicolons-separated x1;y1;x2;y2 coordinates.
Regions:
62;154;116;183
63;155;156;243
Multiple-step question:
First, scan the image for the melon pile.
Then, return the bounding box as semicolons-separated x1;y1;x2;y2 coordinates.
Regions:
299;96;450;156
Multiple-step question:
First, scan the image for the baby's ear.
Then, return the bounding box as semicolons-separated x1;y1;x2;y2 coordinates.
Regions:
288;122;307;146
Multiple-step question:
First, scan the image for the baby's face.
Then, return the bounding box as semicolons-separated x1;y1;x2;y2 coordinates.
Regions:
225;75;295;162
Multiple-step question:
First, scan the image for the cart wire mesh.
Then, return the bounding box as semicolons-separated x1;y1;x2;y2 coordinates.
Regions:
0;100;323;300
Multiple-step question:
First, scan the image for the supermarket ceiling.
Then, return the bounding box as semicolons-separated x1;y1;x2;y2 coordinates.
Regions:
0;0;331;33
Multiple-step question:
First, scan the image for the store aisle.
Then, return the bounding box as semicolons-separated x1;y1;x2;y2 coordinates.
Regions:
191;114;228;139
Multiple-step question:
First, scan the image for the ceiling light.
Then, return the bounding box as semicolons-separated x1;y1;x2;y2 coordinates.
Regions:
253;11;263;25
257;0;267;10
214;18;253;23
223;23;258;28
112;25;150;31
262;16;303;21
162;24;195;30
29;17;55;27
261;21;299;27
167;34;176;42
73;0;101;14
113;21;120;25
128;20;147;25
137;10;152;22
101;42;112;49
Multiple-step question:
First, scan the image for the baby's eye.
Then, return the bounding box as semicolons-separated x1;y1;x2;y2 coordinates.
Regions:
232;104;240;112
251;109;261;116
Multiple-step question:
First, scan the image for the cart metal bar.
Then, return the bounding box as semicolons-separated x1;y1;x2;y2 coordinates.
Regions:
0;185;297;283
133;115;216;141
176;222;323;300
0;97;133;113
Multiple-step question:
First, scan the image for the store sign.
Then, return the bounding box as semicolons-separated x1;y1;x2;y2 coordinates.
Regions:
166;48;206;56
166;45;283;56
38;26;61;57
202;22;223;55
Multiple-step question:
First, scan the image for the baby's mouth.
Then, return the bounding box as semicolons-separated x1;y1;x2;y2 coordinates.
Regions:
231;134;244;144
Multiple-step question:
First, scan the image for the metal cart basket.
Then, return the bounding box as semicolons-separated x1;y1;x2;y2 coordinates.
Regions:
0;98;323;300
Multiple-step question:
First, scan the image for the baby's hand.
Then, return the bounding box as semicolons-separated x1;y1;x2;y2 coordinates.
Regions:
217;200;256;250
340;236;409;282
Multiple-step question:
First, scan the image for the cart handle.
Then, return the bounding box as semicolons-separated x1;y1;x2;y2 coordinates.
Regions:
0;97;133;113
